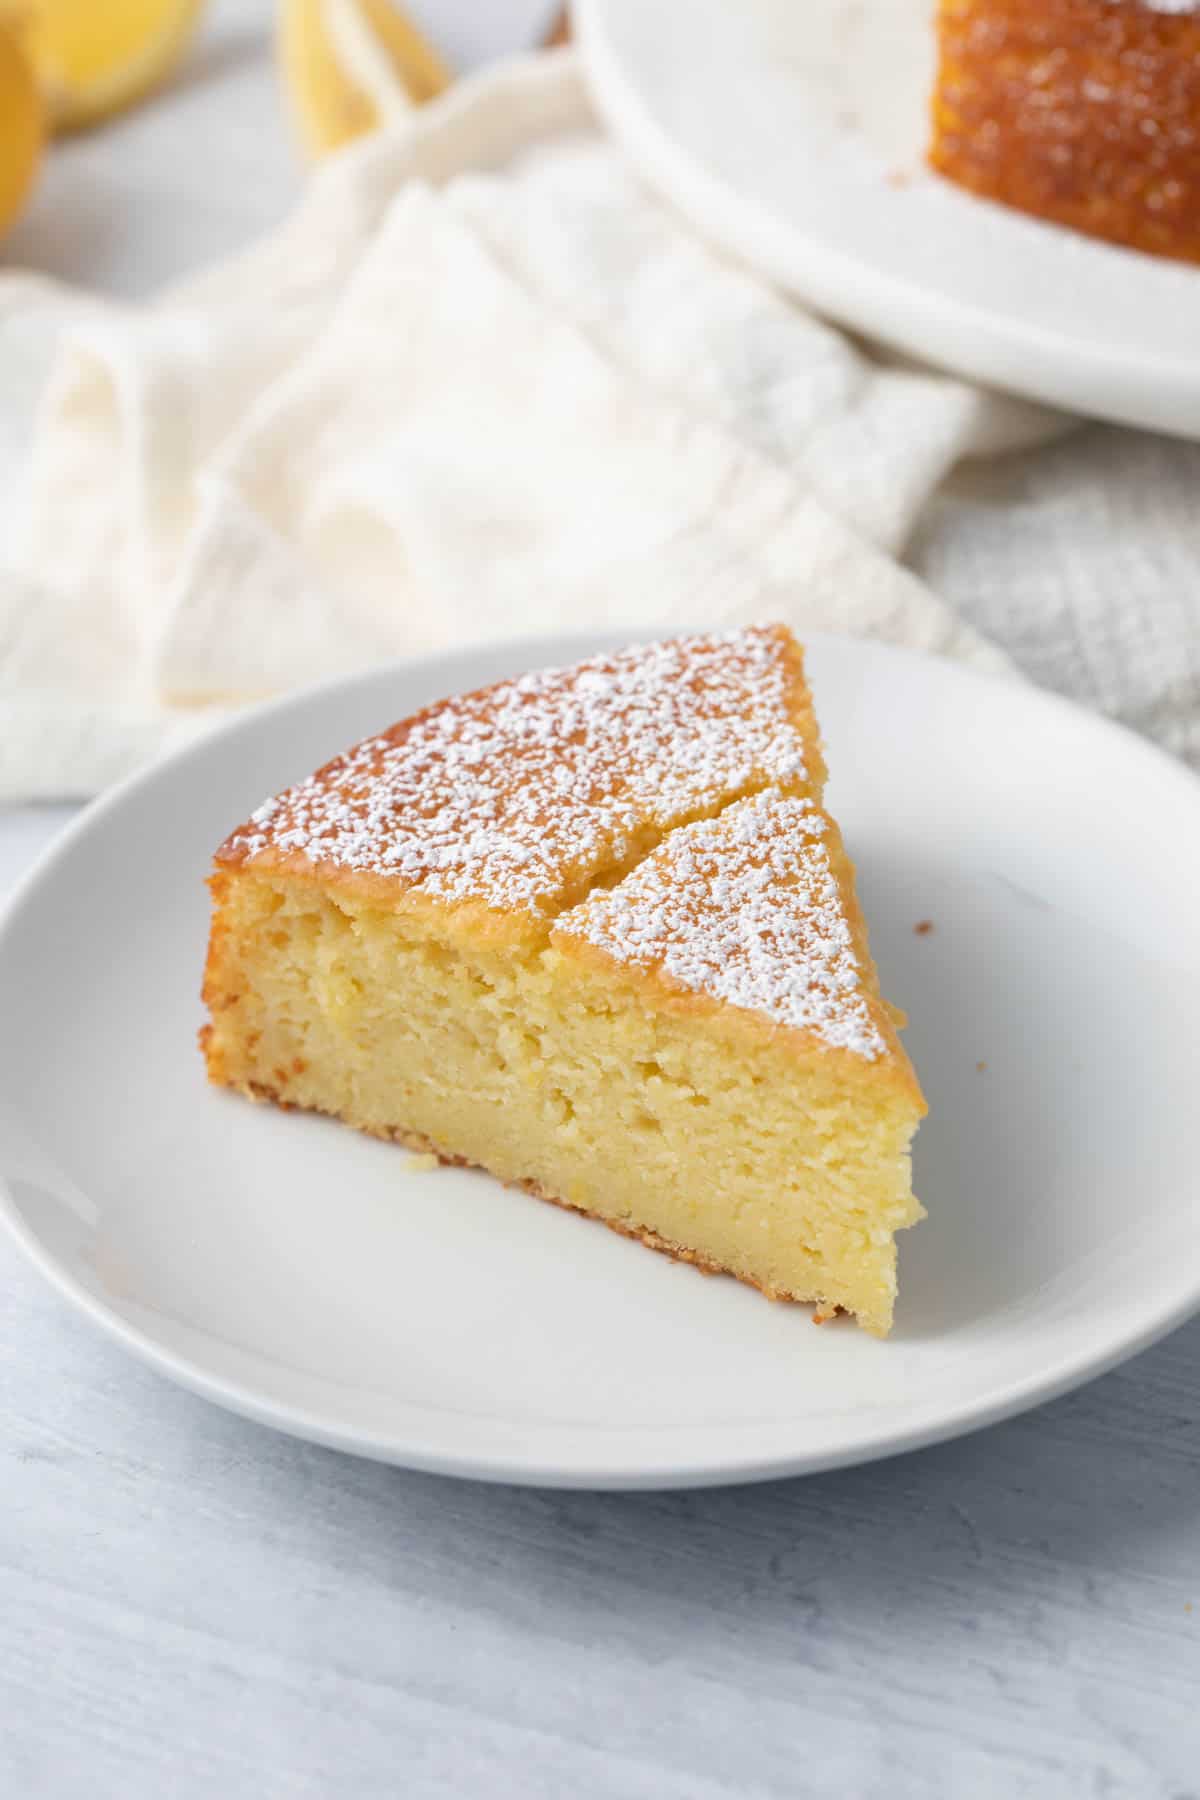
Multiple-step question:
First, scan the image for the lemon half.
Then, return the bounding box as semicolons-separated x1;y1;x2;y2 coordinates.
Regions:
279;0;451;157
10;0;207;133
0;20;41;237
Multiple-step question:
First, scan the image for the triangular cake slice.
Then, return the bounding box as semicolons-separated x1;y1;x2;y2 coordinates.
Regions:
201;625;925;1334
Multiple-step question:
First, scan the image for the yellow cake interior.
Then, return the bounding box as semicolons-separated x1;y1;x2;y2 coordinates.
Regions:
202;626;926;1336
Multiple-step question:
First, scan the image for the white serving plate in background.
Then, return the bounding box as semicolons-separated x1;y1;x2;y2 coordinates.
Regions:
577;0;1200;438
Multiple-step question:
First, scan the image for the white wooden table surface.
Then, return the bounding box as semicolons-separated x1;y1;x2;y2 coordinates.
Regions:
3;7;1200;1796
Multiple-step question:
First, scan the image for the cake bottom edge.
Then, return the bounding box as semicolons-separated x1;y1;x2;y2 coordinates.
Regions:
212;1071;862;1329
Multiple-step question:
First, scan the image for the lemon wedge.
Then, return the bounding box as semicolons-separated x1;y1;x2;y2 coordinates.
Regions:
278;0;451;157
0;19;41;236
8;0;207;133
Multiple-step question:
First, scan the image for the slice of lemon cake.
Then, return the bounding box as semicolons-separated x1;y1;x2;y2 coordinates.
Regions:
201;625;925;1334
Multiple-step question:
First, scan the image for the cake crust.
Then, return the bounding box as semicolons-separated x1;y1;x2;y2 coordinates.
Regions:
929;0;1200;263
215;624;824;919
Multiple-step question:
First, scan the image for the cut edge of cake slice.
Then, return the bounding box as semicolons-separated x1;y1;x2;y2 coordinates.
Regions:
201;624;925;1335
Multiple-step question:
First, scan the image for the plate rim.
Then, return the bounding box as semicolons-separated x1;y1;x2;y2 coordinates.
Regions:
3;629;1200;1490
574;0;1200;440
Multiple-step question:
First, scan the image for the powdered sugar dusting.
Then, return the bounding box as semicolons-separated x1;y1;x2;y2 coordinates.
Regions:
556;791;886;1059
220;626;812;916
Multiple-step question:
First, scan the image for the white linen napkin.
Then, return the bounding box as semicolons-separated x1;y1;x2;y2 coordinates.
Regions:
1;51;1195;801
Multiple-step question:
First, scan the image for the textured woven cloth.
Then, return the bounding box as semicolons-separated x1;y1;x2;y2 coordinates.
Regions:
0;51;1195;801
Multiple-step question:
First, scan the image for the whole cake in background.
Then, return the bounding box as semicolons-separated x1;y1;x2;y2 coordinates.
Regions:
201;626;926;1337
929;0;1200;262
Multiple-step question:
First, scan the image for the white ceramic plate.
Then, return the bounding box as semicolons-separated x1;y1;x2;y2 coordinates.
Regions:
3;633;1200;1489
576;0;1200;438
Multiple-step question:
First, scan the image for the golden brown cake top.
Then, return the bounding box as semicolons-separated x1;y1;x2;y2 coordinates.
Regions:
929;0;1200;264
555;790;898;1062
218;625;820;918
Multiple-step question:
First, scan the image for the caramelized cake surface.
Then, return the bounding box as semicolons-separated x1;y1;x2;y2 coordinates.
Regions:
929;0;1200;263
